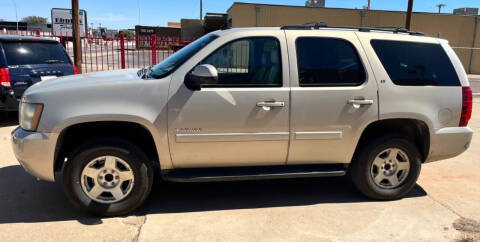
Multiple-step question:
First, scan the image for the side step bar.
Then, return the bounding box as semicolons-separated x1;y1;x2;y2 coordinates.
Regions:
162;164;347;182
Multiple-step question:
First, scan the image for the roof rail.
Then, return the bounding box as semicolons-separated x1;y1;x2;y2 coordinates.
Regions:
280;22;328;30
281;23;426;36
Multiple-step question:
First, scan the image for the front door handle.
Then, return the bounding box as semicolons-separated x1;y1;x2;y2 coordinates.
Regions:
257;101;285;111
348;99;374;105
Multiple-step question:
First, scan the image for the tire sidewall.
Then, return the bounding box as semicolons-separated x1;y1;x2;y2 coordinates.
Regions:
63;140;152;216
354;136;422;199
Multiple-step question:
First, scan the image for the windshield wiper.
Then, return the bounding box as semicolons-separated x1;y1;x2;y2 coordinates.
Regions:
137;65;154;79
45;59;64;64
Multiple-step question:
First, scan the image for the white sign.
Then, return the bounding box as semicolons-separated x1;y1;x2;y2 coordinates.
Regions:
51;8;87;37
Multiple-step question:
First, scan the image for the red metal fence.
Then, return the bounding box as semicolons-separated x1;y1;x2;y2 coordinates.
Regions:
0;30;194;73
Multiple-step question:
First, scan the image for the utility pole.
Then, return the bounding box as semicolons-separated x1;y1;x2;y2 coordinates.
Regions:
200;0;203;20
11;0;18;33
436;4;446;13
137;0;141;25
405;0;414;30
72;0;82;73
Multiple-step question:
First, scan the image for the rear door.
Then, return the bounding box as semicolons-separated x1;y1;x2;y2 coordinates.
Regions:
1;40;74;99
285;30;379;165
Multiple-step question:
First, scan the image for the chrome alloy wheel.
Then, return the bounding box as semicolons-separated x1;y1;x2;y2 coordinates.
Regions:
370;148;410;189
80;156;135;204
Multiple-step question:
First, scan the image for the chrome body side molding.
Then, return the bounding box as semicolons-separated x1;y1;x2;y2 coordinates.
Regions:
175;132;290;143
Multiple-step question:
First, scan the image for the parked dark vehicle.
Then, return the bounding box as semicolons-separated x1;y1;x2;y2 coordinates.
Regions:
0;35;77;111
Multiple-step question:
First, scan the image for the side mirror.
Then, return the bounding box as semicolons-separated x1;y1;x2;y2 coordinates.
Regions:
185;64;218;91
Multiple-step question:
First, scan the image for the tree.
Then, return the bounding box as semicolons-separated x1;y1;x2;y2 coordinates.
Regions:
118;29;135;38
20;16;47;24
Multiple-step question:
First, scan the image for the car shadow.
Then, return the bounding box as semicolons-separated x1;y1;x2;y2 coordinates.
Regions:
0;165;427;224
0;111;18;127
0;165;102;225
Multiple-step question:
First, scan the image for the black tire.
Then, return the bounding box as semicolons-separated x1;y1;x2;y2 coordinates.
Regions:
350;134;422;200
62;138;153;217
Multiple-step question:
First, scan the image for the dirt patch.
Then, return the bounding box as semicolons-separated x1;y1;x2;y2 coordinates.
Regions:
453;218;480;242
454;218;480;233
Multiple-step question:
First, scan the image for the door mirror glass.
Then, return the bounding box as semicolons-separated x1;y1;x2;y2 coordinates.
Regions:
185;64;218;90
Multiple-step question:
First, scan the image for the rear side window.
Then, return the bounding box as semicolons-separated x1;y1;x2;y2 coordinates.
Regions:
296;37;366;86
2;41;71;66
371;40;460;86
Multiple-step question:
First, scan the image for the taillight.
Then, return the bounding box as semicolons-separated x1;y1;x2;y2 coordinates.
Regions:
0;68;12;88
73;65;79;74
459;86;473;127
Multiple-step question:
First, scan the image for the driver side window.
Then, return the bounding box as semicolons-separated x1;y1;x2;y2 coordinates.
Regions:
200;37;282;87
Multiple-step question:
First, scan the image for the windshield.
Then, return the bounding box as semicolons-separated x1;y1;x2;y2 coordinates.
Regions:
150;34;218;79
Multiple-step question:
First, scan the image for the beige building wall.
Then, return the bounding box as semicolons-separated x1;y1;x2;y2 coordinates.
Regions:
227;3;480;74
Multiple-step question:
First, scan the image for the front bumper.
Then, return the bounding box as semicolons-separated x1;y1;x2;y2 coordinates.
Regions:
11;127;59;182
425;127;473;163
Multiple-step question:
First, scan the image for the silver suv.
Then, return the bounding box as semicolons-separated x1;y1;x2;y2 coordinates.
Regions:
11;26;474;216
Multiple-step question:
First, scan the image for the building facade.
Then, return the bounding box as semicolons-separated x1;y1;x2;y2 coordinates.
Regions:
305;0;325;8
227;2;480;74
135;25;181;49
453;8;479;16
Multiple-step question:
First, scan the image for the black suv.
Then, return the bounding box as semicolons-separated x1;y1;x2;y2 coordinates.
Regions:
0;35;77;111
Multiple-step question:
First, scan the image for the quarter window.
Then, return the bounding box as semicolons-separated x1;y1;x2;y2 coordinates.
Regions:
296;37;366;86
200;37;282;87
371;40;460;86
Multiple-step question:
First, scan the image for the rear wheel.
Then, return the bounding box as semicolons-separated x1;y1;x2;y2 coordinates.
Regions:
350;134;422;200
62;138;153;216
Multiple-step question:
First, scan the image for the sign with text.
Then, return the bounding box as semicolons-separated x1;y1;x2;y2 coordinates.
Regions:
51;8;88;37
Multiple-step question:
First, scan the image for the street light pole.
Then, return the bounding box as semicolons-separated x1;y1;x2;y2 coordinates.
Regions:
137;0;141;25
405;0;414;30
72;0;82;73
200;0;203;20
11;0;18;33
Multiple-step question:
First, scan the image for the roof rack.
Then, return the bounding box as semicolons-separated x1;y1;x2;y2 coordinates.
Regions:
280;22;328;30
281;23;425;36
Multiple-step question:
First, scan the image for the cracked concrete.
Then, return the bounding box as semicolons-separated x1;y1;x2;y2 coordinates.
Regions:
0;98;478;241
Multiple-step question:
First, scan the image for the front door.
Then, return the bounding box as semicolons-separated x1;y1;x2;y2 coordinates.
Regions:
285;31;379;165
167;33;290;168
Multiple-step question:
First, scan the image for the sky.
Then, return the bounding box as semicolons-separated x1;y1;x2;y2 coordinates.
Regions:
1;0;479;29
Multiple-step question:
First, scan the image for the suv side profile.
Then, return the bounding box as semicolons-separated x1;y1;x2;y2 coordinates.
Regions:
11;26;473;216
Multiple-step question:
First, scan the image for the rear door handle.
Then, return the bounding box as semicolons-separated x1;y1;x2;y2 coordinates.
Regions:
348;99;374;105
257;101;285;110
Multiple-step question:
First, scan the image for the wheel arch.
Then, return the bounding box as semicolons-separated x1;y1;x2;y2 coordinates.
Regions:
352;118;431;163
53;117;171;173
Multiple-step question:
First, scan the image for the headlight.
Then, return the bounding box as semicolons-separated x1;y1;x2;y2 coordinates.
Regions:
19;102;44;131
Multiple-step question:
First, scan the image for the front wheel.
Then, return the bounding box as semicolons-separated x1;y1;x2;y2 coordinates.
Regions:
62;138;153;216
350;134;422;200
